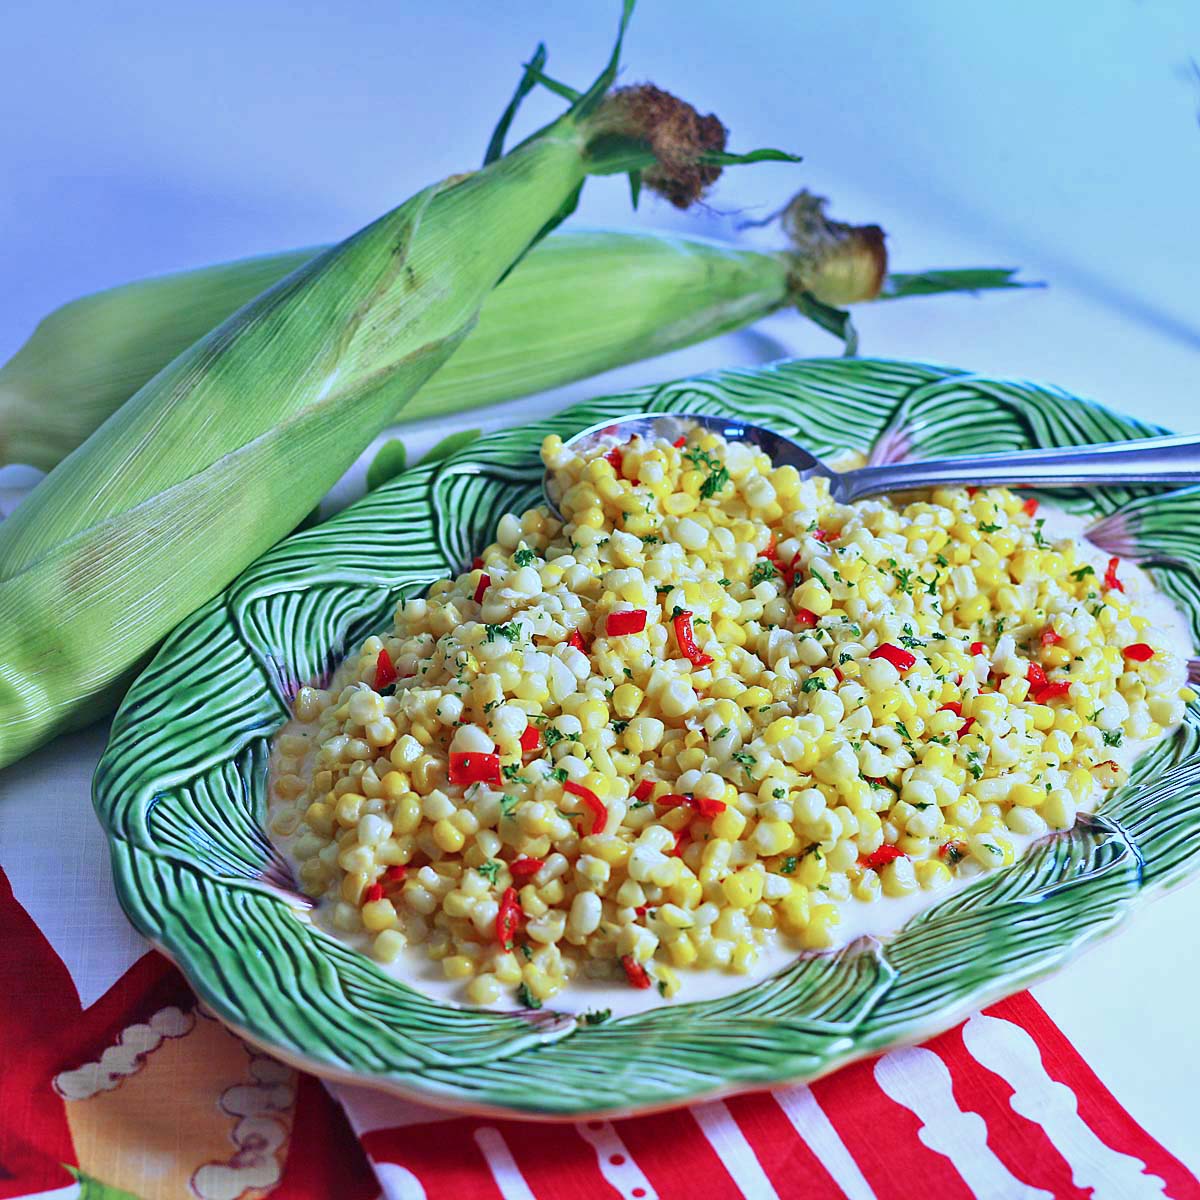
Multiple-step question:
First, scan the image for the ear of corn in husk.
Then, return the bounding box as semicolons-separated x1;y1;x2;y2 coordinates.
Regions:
0;0;800;769
0;201;1034;472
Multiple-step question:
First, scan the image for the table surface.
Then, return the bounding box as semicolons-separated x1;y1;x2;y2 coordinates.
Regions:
2;0;1200;1177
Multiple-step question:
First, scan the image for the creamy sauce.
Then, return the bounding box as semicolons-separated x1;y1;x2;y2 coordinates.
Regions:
266;502;1194;1017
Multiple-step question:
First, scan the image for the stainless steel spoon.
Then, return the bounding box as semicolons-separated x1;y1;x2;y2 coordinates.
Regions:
543;411;1200;517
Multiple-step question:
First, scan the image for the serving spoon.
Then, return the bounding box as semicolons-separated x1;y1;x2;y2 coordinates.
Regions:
543;412;1200;517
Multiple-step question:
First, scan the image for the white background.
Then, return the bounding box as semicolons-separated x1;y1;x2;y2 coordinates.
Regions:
2;0;1199;1173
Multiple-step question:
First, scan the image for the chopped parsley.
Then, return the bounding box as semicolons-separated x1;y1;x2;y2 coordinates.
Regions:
772;786;786;799
548;766;568;783
542;726;567;748
500;795;519;816
485;622;521;644
699;465;731;500
502;764;530;784
935;552;949;567
978;521;1002;534
610;719;630;734
893;567;913;594
656;979;669;997
895;719;912;741
477;860;502;884
1070;564;1096;581
780;855;797;875
750;559;778;587
1032;518;1048;548
801;676;827;693
898;633;926;649
1102;729;1124;747
715;726;732;740
640;534;661;544
520;943;534;960
582;1008;611;1025
513;548;537;567
718;577;732;587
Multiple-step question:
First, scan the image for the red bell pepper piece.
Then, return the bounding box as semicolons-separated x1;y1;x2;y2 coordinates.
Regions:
672;609;714;667
621;955;652;989
1040;626;1063;647
473;572;491;604
656;793;691;809
564;780;608;835
812;528;835;543
373;648;398;690
496;887;522;950
449;752;501;787
693;795;726;819
1123;642;1154;662
381;865;407;887
605;445;624;475
969;641;987;656
1026;662;1048;690
606;609;648;637
1023;497;1040;516
362;882;384;905
870;643;916;673
509;858;544;884
632;778;656;803
795;607;818;629
1034;680;1072;703
670;827;691;857
1104;556;1124;593
672;435;687;448
938;839;968;864
567;628;588;653
862;844;907;871
519;724;541;753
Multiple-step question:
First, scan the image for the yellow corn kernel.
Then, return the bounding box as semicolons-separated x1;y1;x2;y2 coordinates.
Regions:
1042;645;1071;669
1009;783;1044;808
793;579;832;616
467;974;502;1005
1028;704;1056;731
800;902;840;949
432;819;466;854
914;860;952;890
764;716;797;744
612;683;644;719
372;929;407;962
721;867;765;908
957;594;991;623
752;820;795;856
361;898;398;931
668;934;698;966
711;806;747;841
656;964;682;997
442;954;476;980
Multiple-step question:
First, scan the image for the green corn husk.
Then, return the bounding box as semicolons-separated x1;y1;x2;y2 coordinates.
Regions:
0;206;1032;472
0;1;799;769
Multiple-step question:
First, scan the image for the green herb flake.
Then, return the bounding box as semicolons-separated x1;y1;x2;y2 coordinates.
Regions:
582;1008;611;1025
477;860;502;884
750;559;778;587
780;855;798;874
513;548;537;567
801;676;827;693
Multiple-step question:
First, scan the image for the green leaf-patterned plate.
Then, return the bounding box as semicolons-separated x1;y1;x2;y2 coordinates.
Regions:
93;359;1200;1118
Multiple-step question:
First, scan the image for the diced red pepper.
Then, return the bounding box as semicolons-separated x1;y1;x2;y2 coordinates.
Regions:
670;827;691;857
362;882;384;905
606;609;648;637
564;780;608;835
870;643;917;673
448;752;501;787
496;887;522;949
1034;681;1073;703
672;609;714;668
970;641;987;656
509;858;544;884
693;795;726;819
1023;497;1040;516
862;844;907;871
632;778;656;803
833;667;844;683
1040;626;1063;647
1026;662;1048;690
1123;642;1154;662
812;528;835;543
373;648;398;691
634;905;650;918
621;955;652;989
381;866;407;887
1104;556;1124;593
795;607;818;629
605;445;624;474
656;793;691;809
471;556;484;570
519;724;541;753
473;572;491;604
966;486;979;497
568;628;588;654
672;435;687;448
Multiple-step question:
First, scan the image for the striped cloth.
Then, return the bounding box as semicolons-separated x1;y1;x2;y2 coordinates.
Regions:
2;861;1195;1200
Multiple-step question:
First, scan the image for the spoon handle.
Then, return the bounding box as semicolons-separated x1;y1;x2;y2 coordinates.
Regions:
838;432;1200;502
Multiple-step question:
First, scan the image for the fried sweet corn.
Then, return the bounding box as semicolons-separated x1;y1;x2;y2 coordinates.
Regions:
271;426;1190;1006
